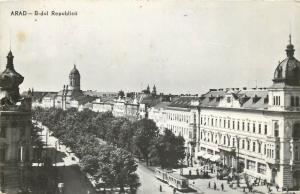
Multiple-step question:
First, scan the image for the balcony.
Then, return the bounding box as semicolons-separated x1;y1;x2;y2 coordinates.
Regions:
218;144;236;153
265;157;279;165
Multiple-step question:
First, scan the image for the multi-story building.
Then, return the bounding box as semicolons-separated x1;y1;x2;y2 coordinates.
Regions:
148;36;300;189
192;36;300;189
148;96;198;159
0;50;33;193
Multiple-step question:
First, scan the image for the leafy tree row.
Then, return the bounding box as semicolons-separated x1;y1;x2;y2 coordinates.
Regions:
32;107;186;190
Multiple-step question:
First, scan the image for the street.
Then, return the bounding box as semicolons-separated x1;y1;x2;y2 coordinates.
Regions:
137;164;185;194
57;166;96;194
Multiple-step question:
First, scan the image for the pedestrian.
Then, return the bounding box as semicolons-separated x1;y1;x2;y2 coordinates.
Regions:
159;185;162;192
276;184;279;191
221;183;224;191
173;187;176;194
208;181;211;188
214;182;217;190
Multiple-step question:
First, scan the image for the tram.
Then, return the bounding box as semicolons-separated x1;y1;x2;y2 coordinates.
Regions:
155;168;189;191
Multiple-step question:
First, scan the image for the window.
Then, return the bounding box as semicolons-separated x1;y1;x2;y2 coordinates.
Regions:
0;172;4;193
233;121;235;130
296;97;300;107
274;122;279;137
242;140;245;149
0;148;5;162
258;163;266;174
247;160;256;171
294;123;300;139
228;120;230;129
211;119;214;126
264;144;266;155
258;124;261;134
253;142;256;152
227;97;231;103
258;143;261;153
0;126;6;138
224;120;226;128
247;123;250;131
237;121;240;130
247;141;250;150
264;125;268;135
276;145;280;160
291;96;295;106
253;123;256;133
233;138;235;147
242;122;245;130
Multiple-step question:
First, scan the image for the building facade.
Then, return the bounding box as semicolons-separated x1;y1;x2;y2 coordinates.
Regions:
0;51;33;194
148;36;300;189
192;36;300;189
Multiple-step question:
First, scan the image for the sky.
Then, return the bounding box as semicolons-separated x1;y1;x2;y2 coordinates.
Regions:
0;0;299;95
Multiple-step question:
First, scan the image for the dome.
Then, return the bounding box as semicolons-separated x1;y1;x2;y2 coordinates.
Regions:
0;50;24;89
69;65;80;76
273;35;300;86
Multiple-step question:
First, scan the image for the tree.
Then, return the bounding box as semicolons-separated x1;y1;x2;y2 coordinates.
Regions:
80;155;99;176
118;90;125;99
133;119;158;165
118;121;136;152
154;129;186;169
97;147;140;192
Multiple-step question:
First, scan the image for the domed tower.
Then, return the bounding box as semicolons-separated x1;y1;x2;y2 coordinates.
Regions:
69;64;81;92
0;50;32;194
269;35;300;111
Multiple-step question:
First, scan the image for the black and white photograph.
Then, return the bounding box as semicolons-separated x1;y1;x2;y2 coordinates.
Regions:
0;0;300;193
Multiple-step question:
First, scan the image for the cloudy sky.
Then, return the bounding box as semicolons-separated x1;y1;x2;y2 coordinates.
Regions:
0;0;299;94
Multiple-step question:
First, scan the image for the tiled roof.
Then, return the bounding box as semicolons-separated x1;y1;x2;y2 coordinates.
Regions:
72;95;97;105
168;96;199;108
200;89;269;110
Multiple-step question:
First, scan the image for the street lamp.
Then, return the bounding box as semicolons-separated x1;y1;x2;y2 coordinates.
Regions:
236;136;240;187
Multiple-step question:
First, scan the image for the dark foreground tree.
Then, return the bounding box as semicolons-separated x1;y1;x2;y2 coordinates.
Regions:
133;119;158;165
154;129;186;169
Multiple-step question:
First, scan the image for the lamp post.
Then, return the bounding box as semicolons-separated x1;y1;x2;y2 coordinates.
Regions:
236;136;240;187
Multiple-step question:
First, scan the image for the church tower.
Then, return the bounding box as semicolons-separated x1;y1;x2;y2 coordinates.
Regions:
268;35;300;111
69;64;81;92
0;50;32;194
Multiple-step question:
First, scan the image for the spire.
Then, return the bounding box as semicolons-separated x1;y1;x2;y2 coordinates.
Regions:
6;50;14;70
286;34;295;58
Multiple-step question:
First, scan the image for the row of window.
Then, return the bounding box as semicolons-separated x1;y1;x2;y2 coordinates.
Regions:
167;113;190;123
167;125;191;137
273;96;281;106
247;160;267;175
200;116;269;135
291;96;300;107
0;127;27;138
200;133;279;159
0;147;30;162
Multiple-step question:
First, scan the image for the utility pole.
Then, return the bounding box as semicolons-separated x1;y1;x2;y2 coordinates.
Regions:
236;136;240;187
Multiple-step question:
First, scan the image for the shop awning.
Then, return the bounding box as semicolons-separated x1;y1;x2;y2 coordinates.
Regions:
210;155;221;162
195;151;206;158
202;153;213;159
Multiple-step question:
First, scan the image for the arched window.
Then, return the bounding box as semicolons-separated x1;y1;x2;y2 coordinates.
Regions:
293;123;300;139
291;96;295;106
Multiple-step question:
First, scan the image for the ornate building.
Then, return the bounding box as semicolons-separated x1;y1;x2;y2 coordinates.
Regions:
192;35;300;189
149;36;300;189
55;65;83;110
0;50;33;193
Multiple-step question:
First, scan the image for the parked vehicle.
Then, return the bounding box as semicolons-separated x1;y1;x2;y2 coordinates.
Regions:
155;168;189;191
